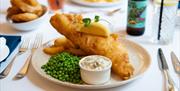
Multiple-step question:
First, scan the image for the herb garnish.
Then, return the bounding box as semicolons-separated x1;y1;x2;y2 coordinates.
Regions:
83;15;100;27
83;18;91;27
94;15;100;22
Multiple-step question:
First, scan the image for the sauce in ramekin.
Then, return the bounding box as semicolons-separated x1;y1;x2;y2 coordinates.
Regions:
80;55;111;71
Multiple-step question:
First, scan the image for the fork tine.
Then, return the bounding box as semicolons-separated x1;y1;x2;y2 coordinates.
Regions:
34;34;40;48
24;37;31;48
20;38;25;48
21;37;30;48
33;33;43;48
38;34;43;47
33;35;38;48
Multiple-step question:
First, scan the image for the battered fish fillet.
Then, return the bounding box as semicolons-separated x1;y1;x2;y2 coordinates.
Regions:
50;14;134;80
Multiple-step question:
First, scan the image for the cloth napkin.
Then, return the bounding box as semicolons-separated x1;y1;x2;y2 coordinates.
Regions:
0;35;21;64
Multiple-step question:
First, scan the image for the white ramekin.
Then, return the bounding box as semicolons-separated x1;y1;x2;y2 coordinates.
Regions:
79;55;112;85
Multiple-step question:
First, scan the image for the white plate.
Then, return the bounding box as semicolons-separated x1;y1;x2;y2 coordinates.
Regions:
71;0;122;7
0;45;10;62
31;38;151;89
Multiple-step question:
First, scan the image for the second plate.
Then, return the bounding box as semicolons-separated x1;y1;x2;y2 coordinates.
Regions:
71;0;122;7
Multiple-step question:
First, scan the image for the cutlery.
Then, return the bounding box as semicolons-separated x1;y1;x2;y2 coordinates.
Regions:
171;52;180;76
14;34;43;79
158;48;178;91
0;37;30;79
171;52;180;90
106;8;121;16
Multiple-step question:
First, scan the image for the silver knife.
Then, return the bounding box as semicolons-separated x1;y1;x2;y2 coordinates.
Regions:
171;52;180;76
171;52;180;91
158;48;178;91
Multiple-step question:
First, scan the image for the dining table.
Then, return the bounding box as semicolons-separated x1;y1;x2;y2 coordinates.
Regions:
0;0;180;91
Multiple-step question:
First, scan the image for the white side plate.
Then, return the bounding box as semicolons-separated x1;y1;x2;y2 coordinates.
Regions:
31;38;151;89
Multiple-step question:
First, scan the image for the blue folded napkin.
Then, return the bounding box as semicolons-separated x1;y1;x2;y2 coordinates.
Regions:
0;35;21;64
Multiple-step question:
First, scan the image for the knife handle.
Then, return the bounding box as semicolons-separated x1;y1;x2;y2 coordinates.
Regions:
163;70;178;91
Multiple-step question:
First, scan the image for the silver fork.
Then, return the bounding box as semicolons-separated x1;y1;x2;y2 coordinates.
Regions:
0;37;30;79
14;34;43;79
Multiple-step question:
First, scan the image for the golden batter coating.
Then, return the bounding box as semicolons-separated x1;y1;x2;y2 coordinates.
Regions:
11;0;42;13
7;6;22;18
7;0;44;22
10;13;38;22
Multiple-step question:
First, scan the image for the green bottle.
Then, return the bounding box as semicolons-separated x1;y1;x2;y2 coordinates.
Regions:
127;0;147;36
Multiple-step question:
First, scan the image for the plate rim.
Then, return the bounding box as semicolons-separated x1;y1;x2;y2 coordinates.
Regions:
70;0;122;7
31;38;151;89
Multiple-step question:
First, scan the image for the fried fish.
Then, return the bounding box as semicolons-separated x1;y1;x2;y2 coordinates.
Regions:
50;14;134;80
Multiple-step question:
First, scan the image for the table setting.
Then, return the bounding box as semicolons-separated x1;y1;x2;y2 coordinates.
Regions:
0;0;180;91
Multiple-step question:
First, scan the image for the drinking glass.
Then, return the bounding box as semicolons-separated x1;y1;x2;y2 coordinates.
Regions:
151;0;179;45
47;0;64;13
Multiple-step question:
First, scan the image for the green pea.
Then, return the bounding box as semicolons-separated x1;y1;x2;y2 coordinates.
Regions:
41;52;82;84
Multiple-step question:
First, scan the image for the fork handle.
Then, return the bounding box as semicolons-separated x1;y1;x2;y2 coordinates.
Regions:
15;54;32;78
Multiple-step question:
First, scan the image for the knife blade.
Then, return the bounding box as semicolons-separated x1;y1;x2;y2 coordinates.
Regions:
158;48;169;70
158;48;178;91
171;52;180;75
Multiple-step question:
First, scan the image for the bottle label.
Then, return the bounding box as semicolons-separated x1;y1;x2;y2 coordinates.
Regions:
127;0;147;28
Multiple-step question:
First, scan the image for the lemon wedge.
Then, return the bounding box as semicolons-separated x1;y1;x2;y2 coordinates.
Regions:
80;22;110;37
155;0;178;6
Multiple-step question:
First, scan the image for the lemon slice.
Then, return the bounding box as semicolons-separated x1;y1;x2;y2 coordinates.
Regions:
80;22;110;37
155;0;178;6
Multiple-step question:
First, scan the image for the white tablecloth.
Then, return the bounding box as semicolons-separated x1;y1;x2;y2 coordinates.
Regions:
0;0;180;91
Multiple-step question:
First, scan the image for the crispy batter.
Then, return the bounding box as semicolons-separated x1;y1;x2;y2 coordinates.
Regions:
54;37;68;47
22;0;39;6
34;6;44;16
43;46;65;55
54;37;77;48
8;0;44;22
10;13;38;22
65;48;88;56
7;6;22;18
50;14;134;80
44;37;87;55
11;0;42;13
10;0;43;16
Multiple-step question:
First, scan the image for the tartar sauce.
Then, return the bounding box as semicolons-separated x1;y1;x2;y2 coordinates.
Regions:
80;56;111;71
